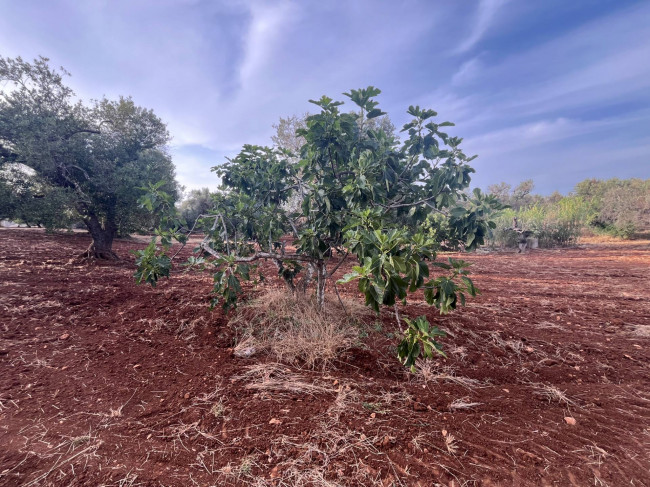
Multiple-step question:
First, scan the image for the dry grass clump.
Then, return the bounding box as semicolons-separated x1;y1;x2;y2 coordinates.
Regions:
234;363;333;396
532;383;578;407
230;289;370;369
414;361;484;389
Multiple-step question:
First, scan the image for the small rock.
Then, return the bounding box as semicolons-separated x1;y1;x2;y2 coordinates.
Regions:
269;466;280;478
524;346;534;353
370;412;376;419
133;364;141;369
233;346;256;358
59;333;70;340
502;388;510;393
564;416;576;425
184;393;190;399
269;418;282;425
413;402;428;412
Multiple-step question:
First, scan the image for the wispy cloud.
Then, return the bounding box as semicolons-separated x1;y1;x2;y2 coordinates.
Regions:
0;0;647;192
238;1;297;89
452;0;509;54
451;57;482;86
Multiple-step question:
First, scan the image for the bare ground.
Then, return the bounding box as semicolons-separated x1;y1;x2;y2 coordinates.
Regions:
0;229;649;486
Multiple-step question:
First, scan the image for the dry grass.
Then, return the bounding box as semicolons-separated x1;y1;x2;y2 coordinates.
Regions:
230;290;370;369
627;324;650;337
442;430;459;455
532;383;578;407
449;397;482;411
415;361;484;389
234;363;334;396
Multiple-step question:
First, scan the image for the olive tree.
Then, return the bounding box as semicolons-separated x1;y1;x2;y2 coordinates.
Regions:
0;56;178;258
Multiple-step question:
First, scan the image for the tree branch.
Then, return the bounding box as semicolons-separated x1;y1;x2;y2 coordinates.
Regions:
199;242;316;263
327;251;349;278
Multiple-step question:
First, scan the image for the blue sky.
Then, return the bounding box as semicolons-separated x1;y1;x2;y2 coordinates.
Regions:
1;0;648;194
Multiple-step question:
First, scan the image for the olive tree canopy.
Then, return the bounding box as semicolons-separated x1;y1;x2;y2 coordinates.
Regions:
0;55;178;258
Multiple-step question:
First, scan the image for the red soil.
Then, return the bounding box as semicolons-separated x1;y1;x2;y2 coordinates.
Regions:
1;229;649;486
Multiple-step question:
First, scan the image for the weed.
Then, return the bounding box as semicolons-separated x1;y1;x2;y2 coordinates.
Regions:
210;400;227;419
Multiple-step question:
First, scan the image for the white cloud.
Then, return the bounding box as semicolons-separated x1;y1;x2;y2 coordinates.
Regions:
238;1;297;88
510;45;650;116
453;0;509;54
451;57;482;85
465;112;650;157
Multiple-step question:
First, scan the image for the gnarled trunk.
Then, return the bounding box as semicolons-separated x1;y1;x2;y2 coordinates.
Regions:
80;215;118;259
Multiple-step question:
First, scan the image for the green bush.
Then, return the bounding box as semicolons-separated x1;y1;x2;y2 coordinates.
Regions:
488;197;588;248
576;178;650;238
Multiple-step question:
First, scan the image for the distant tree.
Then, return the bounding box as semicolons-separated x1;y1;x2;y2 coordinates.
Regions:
0;56;178;258
271;114;308;159
487;182;512;203
509;180;535;210
361;112;397;138
487;179;536;210
178;188;215;228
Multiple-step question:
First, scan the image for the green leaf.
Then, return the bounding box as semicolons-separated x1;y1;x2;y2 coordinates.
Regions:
367;108;386;119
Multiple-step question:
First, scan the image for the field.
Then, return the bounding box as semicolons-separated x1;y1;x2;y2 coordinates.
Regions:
1;229;649;487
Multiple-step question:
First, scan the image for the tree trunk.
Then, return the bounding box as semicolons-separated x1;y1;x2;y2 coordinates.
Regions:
300;262;315;294
316;261;327;310
80;215;118;259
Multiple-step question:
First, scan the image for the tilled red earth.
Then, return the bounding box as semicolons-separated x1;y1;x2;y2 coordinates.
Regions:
1;229;649;487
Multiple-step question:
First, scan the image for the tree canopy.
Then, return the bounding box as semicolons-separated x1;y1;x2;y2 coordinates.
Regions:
136;86;503;368
0;55;178;257
138;87;501;363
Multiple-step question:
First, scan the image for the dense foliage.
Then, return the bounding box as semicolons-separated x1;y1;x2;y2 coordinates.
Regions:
178;188;215;228
0;56;178;257
576;178;650;238
137;87;502;368
0;164;77;230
